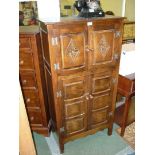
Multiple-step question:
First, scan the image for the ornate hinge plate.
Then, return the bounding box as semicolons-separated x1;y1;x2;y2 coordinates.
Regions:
56;90;62;98
109;111;113;116
112;78;116;84
51;37;58;45
54;63;60;70
113;53;120;62
60;127;65;133
115;31;121;38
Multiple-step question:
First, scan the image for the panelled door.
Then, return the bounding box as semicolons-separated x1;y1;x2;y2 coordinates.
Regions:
58;74;89;136
88;68;115;129
88;21;122;70
50;23;88;75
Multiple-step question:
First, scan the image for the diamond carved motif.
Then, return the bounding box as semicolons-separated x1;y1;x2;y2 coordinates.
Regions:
98;35;110;57
66;38;80;64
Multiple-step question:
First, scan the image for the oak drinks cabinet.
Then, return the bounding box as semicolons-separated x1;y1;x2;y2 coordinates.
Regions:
39;17;124;153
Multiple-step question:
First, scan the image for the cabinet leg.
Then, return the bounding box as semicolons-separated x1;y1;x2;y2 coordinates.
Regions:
120;97;131;137
120;127;125;136
59;137;64;154
60;143;64;154
108;125;113;136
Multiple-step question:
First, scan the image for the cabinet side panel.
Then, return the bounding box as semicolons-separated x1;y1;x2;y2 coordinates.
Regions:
35;34;50;126
40;25;51;67
44;62;57;130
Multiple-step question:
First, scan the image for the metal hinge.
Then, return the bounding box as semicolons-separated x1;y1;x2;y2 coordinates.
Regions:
54;63;60;70
60;127;65;133
114;31;121;38
113;53;119;61
112;78;116;84
56;90;62;98
109;112;113;116
51;37;58;45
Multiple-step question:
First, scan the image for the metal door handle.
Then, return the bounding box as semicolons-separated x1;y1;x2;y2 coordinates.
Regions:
89;95;93;99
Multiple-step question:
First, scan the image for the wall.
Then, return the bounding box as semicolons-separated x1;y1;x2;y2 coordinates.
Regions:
60;0;77;16
60;0;124;17
100;0;123;16
125;0;135;21
60;0;135;21
19;0;60;21
19;0;134;21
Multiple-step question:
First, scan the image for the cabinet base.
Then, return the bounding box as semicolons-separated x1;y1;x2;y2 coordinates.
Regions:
32;126;51;137
58;124;113;153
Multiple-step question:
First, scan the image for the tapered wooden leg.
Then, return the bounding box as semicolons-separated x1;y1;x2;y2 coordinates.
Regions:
120;97;131;136
108;121;114;136
108;127;112;136
59;136;64;154
60;142;64;154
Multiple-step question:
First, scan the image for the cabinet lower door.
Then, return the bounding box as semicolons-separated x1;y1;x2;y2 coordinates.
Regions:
59;75;88;136
89;70;115;128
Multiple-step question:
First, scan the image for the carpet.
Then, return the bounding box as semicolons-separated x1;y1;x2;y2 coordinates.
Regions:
33;132;52;155
116;122;135;149
33;124;135;155
44;124;135;155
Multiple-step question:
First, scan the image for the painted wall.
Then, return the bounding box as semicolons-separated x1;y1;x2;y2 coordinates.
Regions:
60;0;135;21
19;0;60;21
125;0;135;21
60;0;124;17
19;0;134;21
60;0;77;16
100;0;123;16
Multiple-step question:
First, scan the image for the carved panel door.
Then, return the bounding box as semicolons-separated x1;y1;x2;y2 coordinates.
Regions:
89;29;115;69
58;74;88;136
50;23;88;75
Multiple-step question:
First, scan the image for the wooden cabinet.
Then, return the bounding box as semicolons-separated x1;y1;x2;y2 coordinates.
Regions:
39;17;124;153
19;26;54;136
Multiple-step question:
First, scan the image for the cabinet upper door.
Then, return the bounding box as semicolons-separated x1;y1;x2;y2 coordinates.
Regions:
49;23;88;75
88;20;122;70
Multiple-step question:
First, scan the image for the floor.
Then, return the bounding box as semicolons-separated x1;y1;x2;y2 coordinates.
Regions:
33;124;135;155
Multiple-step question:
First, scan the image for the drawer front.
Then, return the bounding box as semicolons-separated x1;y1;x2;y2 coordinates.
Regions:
19;37;31;49
20;72;37;88
27;109;43;125
19;52;34;70
22;89;40;108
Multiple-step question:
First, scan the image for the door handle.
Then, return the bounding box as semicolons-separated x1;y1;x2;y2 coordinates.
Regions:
85;45;94;52
89;95;93;99
86;96;89;100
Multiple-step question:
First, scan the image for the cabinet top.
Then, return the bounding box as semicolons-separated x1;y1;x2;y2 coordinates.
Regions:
39;15;124;25
19;26;39;34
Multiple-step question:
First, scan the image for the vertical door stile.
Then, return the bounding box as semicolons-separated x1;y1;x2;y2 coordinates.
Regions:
86;73;91;130
57;77;65;136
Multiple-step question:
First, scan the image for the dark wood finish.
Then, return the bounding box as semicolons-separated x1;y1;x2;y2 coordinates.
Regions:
19;26;54;136
39;16;124;153
115;96;135;126
114;73;135;136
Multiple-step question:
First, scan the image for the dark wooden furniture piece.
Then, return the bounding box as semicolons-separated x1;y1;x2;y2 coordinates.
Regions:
114;73;135;136
19;26;53;136
39;16;124;153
